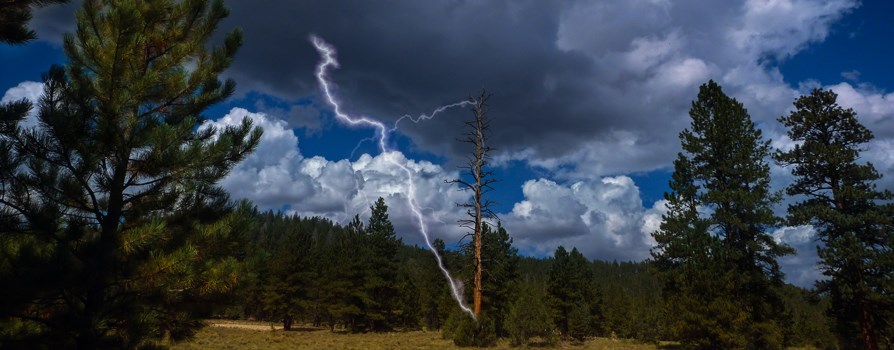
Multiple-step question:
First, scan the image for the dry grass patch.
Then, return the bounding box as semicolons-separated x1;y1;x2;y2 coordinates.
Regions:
170;324;659;350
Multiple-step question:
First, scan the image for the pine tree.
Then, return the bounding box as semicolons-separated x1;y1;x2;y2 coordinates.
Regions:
548;247;572;335
547;246;602;339
364;197;401;331
259;214;315;331
652;151;728;347
652;80;793;349
594;260;664;341
421;238;453;330
0;1;260;348
394;248;422;329
505;281;555;346
477;222;519;336
0;0;68;45
315;215;370;332
775;88;894;350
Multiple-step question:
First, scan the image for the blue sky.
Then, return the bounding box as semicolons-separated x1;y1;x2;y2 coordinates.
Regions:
780;1;894;87
4;0;894;287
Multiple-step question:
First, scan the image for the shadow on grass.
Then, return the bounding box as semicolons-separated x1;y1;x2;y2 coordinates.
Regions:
284;327;321;332
526;342;556;348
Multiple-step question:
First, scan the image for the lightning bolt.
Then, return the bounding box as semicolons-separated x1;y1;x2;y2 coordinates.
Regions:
311;35;476;319
388;101;472;133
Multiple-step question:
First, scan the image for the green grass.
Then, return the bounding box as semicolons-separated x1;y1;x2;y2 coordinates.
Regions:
170;323;661;350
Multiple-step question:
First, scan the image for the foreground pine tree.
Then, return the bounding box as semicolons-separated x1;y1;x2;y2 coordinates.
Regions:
0;0;260;348
651;152;720;347
775;89;894;350
652;80;793;349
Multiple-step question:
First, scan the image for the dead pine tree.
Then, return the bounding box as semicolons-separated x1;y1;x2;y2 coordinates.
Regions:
448;91;498;317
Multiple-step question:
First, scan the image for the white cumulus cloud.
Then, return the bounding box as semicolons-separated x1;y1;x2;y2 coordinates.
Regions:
204;108;470;245
505;176;660;261
209;108;667;263
773;225;823;288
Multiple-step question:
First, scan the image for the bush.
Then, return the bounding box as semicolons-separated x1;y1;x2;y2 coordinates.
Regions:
442;309;497;347
505;287;556;346
441;308;463;340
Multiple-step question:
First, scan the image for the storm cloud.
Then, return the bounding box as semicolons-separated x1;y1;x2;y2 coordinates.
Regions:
31;0;872;179
208;0;860;178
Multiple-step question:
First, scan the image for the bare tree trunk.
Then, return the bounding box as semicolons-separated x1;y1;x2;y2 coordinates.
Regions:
449;91;496;319
472;103;485;317
473;211;482;316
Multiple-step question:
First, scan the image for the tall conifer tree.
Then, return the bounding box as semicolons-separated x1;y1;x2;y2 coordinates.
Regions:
775;88;894;350
547;246;602;340
259;213;315;331
0;0;260;348
365;197;401;331
651;153;721;347
652;80;792;349
320;215;369;331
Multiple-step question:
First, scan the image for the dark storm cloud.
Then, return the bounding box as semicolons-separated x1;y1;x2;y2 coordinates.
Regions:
36;1;634;171
214;1;615;166
32;1;860;179
209;0;857;177
228;1;704;177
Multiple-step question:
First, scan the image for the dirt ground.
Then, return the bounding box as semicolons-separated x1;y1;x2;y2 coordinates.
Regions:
206;320;282;331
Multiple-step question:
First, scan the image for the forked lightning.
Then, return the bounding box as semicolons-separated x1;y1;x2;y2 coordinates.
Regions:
311;35;476;319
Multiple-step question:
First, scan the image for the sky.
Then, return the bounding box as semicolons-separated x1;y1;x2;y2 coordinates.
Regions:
3;0;894;288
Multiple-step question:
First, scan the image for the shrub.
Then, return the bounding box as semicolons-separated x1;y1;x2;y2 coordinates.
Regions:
442;309;497;347
505;287;556;346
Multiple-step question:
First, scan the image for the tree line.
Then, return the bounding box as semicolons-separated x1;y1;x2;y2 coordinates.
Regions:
201;199;836;349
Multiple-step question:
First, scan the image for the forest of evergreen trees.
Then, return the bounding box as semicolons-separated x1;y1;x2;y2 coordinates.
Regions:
203;200;839;349
1;1;893;350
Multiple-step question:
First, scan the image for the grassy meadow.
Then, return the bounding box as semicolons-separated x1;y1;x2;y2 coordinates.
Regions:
170;322;662;350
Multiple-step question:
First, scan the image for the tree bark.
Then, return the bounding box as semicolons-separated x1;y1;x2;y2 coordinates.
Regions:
473;214;482;316
472;98;486;317
283;315;293;331
860;301;878;350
